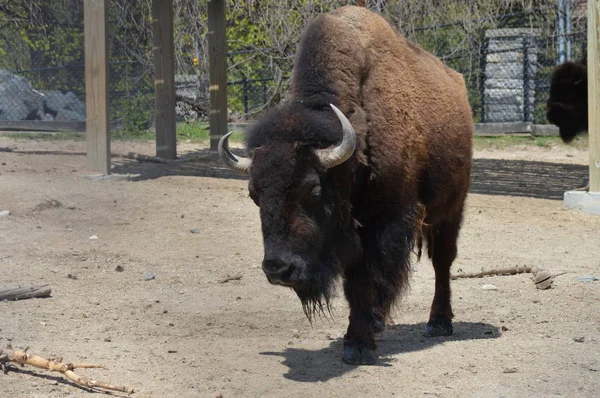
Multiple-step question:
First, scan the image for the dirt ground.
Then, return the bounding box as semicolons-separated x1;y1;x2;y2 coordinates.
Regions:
0;136;599;398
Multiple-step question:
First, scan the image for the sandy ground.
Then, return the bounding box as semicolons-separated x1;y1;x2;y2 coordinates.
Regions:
0;136;599;398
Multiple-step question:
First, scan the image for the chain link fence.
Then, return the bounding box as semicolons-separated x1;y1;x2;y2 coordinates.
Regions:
0;63;85;123
0;0;588;131
400;3;587;125
478;29;586;124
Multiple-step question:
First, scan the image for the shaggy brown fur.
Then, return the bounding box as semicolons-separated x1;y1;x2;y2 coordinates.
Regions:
546;55;588;143
241;6;473;365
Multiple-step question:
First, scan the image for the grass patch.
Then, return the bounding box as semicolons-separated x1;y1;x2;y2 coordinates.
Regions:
473;135;588;151
1;131;86;141
2;121;247;144
177;121;245;143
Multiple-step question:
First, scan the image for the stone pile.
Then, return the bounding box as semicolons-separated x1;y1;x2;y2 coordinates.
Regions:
0;69;85;122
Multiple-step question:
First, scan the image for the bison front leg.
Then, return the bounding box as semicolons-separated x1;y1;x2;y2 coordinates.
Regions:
342;267;383;365
342;213;414;365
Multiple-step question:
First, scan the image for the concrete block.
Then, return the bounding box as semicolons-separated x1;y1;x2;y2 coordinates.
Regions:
564;191;600;215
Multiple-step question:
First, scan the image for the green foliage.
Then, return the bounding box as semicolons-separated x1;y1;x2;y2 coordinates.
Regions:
111;90;155;135
0;0;574;127
0;3;85;90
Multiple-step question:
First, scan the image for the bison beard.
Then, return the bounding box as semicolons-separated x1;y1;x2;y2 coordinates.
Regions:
219;6;473;365
294;269;336;322
546;55;588;143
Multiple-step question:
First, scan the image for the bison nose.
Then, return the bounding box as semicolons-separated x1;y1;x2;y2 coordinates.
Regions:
262;257;294;285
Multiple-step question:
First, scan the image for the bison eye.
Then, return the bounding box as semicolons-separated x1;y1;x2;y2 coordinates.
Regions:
310;185;322;198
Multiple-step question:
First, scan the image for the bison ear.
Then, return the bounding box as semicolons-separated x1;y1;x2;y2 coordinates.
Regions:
314;104;357;169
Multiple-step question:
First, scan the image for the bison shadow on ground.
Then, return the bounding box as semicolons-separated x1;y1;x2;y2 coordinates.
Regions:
110;148;250;182
260;320;500;382
111;153;588;201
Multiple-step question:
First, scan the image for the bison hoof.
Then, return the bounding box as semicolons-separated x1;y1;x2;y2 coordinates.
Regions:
342;337;377;365
424;316;453;337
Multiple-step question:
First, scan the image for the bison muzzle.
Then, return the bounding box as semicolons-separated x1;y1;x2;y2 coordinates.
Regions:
219;6;473;365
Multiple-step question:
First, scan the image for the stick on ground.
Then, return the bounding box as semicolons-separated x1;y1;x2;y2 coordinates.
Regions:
451;266;532;280
0;345;134;394
0;284;52;301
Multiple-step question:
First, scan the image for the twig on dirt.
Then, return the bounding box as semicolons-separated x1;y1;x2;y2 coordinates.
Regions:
451;266;532;280
0;345;134;394
0;284;52;301
219;274;243;283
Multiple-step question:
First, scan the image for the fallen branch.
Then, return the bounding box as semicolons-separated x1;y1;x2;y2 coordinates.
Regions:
452;266;563;290
0;345;134;394
451;266;532;280
122;152;168;164
0;284;52;301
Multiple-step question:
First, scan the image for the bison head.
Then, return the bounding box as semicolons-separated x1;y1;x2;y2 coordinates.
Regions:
219;104;360;318
546;60;588;143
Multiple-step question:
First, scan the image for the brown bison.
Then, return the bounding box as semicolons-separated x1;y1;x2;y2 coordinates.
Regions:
546;55;588;143
219;6;473;365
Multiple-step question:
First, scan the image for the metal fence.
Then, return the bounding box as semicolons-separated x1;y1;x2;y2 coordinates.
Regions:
0;1;588;130
401;4;587;125
0;64;85;124
477;29;585;124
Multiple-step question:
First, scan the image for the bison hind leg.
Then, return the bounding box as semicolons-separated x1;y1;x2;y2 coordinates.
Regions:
423;216;463;338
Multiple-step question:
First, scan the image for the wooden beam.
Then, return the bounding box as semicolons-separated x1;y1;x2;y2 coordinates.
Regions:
474;122;532;136
152;0;177;160
531;124;560;137
589;0;600;192
207;0;228;151
84;0;110;174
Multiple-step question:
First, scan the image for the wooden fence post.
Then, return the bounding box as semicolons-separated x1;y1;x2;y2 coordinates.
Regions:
589;0;600;192
564;0;600;214
84;0;110;174
152;0;177;160
207;0;228;151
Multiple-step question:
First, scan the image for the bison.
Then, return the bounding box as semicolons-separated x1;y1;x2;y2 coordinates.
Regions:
546;55;588;143
219;6;473;365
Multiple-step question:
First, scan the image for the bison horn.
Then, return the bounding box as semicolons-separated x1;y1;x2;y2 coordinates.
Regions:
316;104;357;169
218;132;252;174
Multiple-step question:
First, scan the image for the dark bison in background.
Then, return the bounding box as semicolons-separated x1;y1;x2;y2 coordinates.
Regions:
546;55;588;143
219;6;473;365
